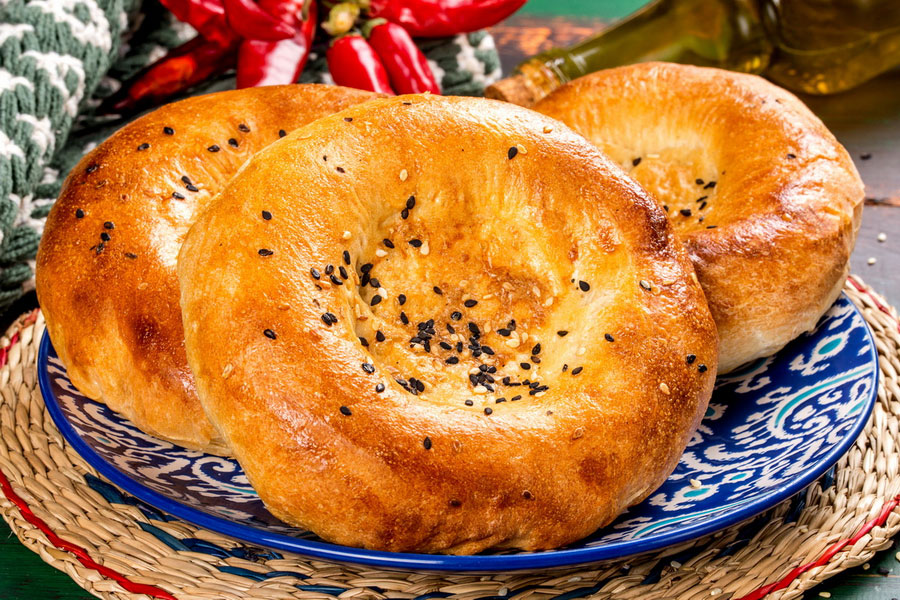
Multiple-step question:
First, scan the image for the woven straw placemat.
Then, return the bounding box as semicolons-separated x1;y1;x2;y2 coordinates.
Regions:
0;274;898;600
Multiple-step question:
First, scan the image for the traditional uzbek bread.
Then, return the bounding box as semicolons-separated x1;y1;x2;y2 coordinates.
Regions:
534;63;864;372
177;95;719;553
36;85;378;454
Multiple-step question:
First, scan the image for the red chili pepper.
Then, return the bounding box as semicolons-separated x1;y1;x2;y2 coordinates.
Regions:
157;0;232;47
367;0;527;38
102;37;239;114
366;20;440;94
236;0;318;87
223;0;295;41
326;35;395;94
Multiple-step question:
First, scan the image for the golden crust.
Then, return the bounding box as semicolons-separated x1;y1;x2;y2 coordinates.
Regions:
177;95;718;553
534;63;864;372
35;85;379;454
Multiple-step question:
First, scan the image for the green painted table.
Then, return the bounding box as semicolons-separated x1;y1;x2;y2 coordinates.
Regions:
2;1;899;598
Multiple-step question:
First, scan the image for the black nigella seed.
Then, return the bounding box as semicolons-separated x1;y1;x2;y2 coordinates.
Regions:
375;383;385;393
181;176;191;186
562;364;568;372
321;313;334;326
414;379;425;392
464;399;473;406
172;191;185;200
262;210;272;220
398;294;407;305
95;243;104;254
557;330;568;337
707;225;718;229
263;328;277;340
787;152;796;159
344;117;353;122
481;345;494;355
446;323;455;334
406;196;416;210
325;264;335;275
605;333;614;342
496;398;506;403
228;138;238;147
860;152;872;160
632;157;642;166
86;164;98;174
696;178;704;185
579;280;590;292
520;362;531;370
532;343;541;355
239;123;250;132
336;166;345;173
371;295;382;306
360;263;373;273
409;239;422;248
208;145;220;152
423;437;432;450
258;248;274;256
640;280;651;291
484;407;493;415
400;312;409;324
498;328;511;336
137;143;149;151
698;364;708;373
523;491;534;500
359;337;369;347
100;232;111;242
310;268;321;280
330;274;343;285
343;250;351;265
440;341;452;350
433;286;442;295
383;238;395;248
468;322;480;336
401;208;409;219
340;405;352;416
507;147;518;160
451;311;462;321
376;330;386;342
697;195;708;203
103;221;114;230
699;201;708;210
680;208;693;217
686;354;697;364
362;362;375;374
339;266;349;279
446;356;460;365
125;252;138;259
278;129;287;138
464;299;477;308
163;126;174;135
186;184;199;192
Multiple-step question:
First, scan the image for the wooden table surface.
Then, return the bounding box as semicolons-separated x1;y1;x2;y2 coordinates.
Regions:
1;1;898;598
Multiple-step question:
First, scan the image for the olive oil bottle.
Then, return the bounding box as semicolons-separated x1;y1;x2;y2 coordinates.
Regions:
487;0;900;105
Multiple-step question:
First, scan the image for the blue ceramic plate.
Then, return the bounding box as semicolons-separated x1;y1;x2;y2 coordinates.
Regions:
40;294;878;571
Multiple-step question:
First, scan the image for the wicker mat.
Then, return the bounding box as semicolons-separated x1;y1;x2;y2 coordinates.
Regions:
1;274;898;600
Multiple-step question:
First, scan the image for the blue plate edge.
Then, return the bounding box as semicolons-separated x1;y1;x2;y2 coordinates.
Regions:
37;292;880;572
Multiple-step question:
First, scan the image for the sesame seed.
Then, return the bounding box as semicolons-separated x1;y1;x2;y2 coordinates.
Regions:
342;230;352;240
690;478;701;488
208;145;220;152
75;209;84;218
228;138;238;147
406;196;415;210
868;257;877;265
557;331;568;337
632;157;642;166
340;405;352;416
543;125;553;133
423;437;432;450
507;146;518;159
371;295;382;306
310;268;320;279
399;169;408;181
464;299;477;308
137;143;149;151
578;280;590;292
433;286;443;295
343;250;351;265
278;129;287;138
262;210;272;220
686;354;696;364
362;362;375;373
639;280;651;291
604;333;614;342
878;232;887;242
258;248;274;256
571;366;583;375
376;383;385;393
698;364;708;373
163;126;174;135
659;382;670;394
263;328;277;339
172;192;185;200
451;311;462;321
484;407;493;415
409;239;422;247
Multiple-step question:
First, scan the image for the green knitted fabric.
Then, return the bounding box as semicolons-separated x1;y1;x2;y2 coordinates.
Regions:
0;1;502;313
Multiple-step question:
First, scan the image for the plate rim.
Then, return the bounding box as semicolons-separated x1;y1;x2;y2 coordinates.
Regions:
38;292;880;571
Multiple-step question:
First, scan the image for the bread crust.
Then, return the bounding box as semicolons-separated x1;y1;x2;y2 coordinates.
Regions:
534;63;864;372
36;85;378;453
178;95;719;553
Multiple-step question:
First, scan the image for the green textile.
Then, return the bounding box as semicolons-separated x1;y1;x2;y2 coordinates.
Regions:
0;0;502;312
